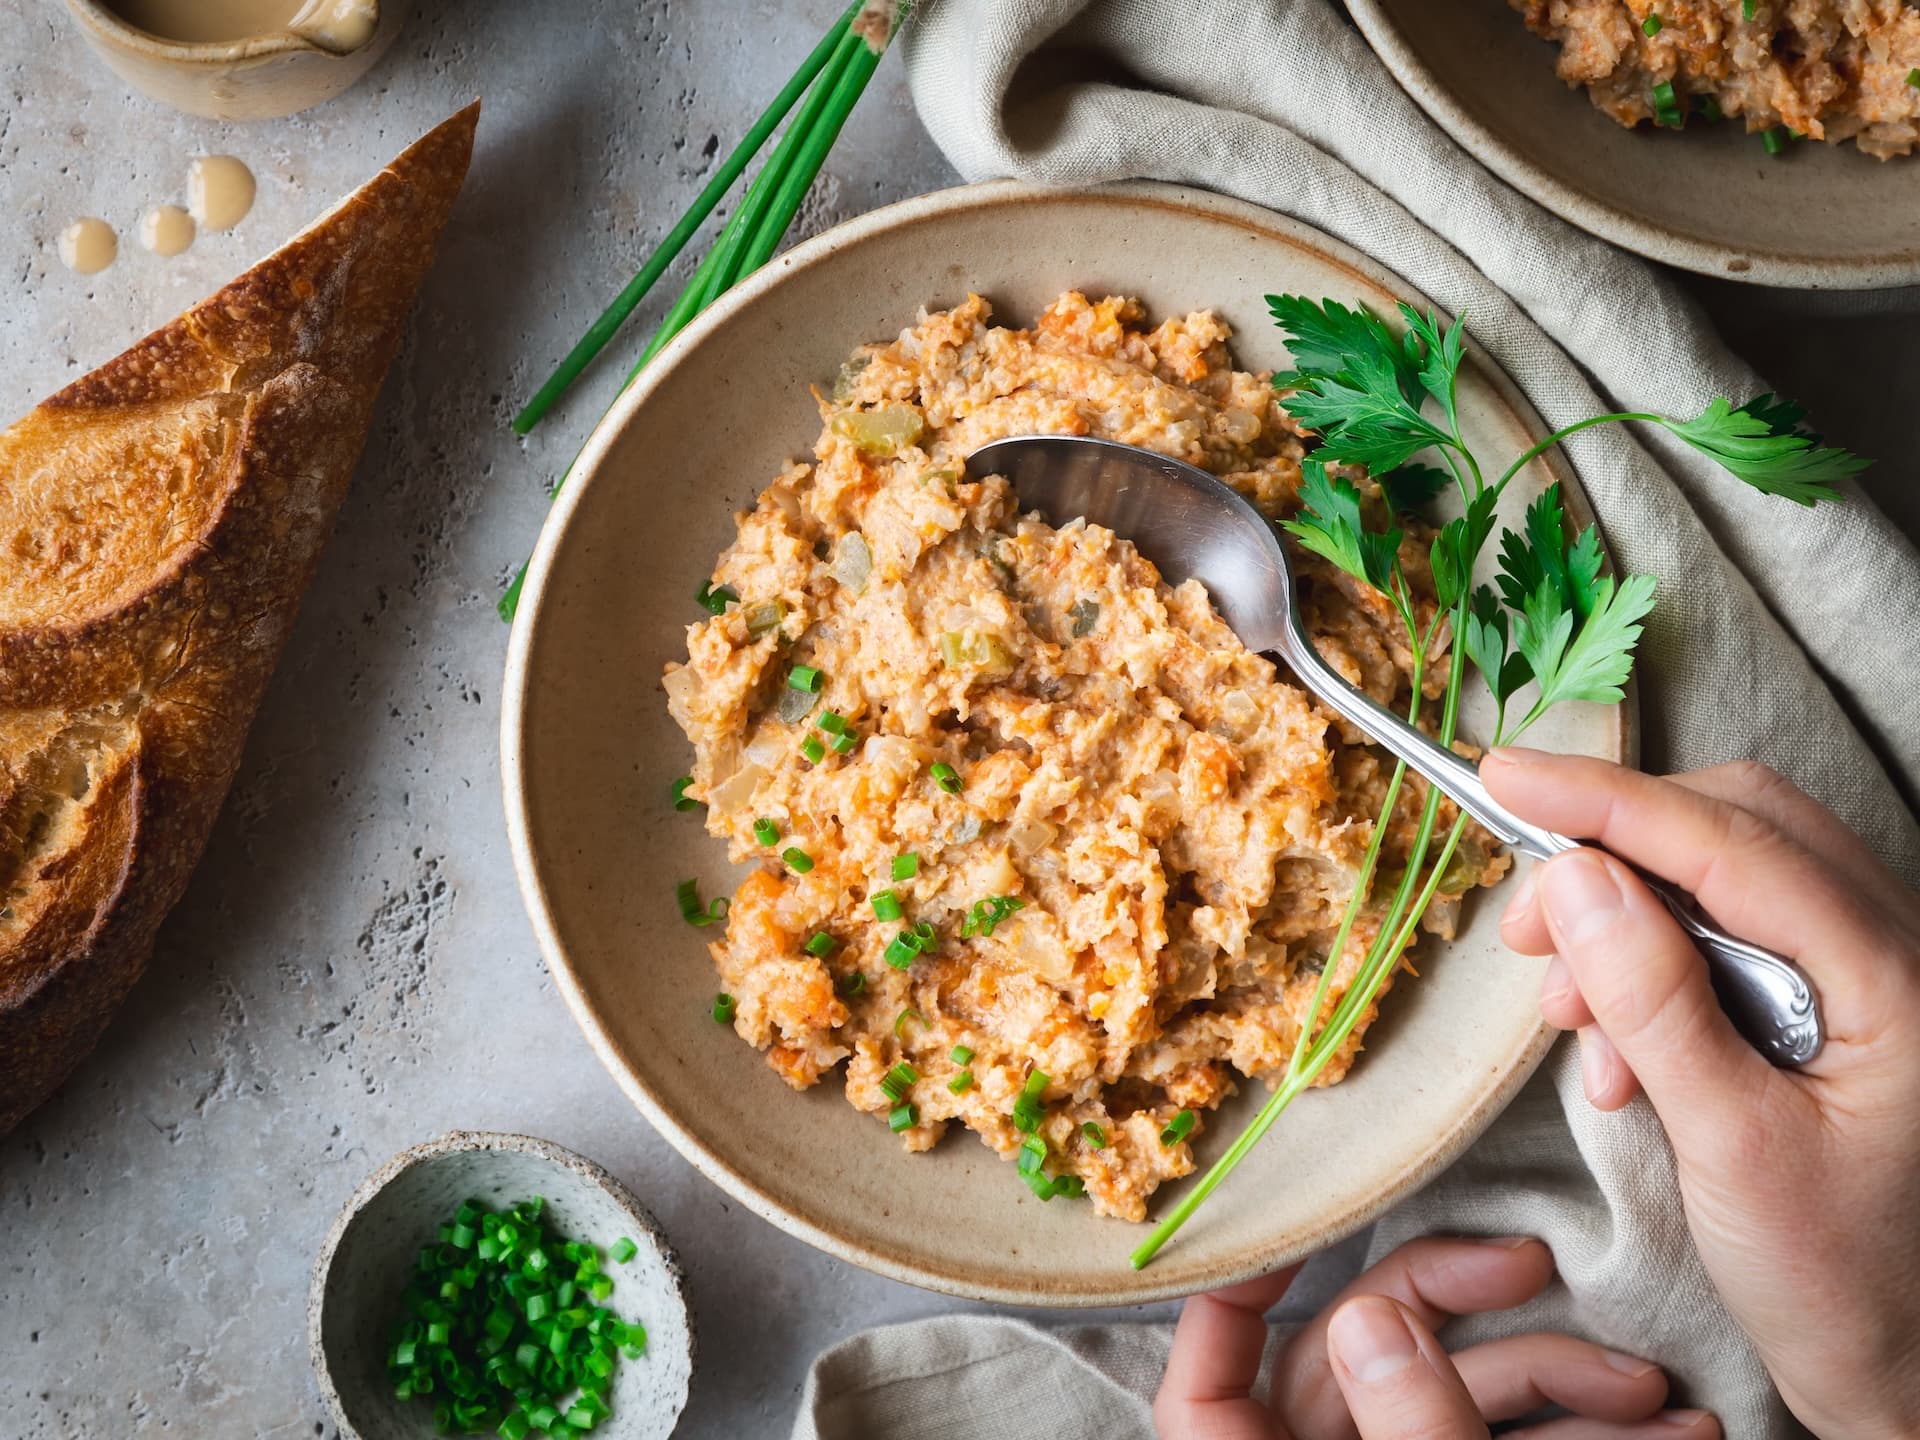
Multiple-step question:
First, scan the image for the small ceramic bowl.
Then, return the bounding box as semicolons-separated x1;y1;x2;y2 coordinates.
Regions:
309;1131;694;1440
1347;0;1920;289
62;0;404;120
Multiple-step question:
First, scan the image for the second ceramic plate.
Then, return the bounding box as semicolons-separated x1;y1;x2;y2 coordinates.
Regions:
1349;0;1920;289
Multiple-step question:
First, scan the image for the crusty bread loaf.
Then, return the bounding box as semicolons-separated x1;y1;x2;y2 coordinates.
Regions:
0;103;478;1134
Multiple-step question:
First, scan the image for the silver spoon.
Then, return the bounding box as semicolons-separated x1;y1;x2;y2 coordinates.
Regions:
965;434;1823;1068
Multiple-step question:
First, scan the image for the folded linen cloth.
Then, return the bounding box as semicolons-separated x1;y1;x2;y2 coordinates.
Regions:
794;3;1920;1436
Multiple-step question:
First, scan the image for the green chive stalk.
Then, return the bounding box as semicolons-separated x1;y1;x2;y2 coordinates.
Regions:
511;3;861;436
499;2;913;623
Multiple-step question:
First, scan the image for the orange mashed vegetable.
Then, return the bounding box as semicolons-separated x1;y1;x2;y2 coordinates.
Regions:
664;293;1505;1220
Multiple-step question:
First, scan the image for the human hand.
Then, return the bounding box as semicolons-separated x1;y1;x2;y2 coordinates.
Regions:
1485;750;1920;1440
1154;1236;1716;1438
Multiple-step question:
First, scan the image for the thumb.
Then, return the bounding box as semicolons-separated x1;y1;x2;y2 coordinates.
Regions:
1534;848;1769;1150
1326;1296;1487;1440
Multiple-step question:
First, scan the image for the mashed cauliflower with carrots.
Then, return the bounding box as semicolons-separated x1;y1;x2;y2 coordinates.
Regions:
1513;0;1920;158
664;293;1504;1221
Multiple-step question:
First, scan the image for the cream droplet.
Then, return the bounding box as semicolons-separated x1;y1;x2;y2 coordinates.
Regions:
187;155;256;232
58;217;117;275
138;204;196;257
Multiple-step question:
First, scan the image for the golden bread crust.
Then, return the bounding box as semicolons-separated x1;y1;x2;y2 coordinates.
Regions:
0;102;479;1133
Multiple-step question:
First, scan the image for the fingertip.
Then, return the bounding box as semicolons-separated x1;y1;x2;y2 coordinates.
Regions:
1539;954;1591;1030
1326;1295;1419;1385
1660;1409;1721;1435
1579;1026;1640;1111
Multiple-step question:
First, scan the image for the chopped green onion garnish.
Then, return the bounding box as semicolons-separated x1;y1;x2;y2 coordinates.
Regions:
753;817;779;847
1082;1122;1108;1149
891;853;920;880
1052;1175;1087;1199
838;970;866;997
883;932;920;969
1762;126;1786;154
610;1238;637;1264
805;931;837;957
889;1103;918;1132
1160;1109;1197;1146
1017;1133;1048;1175
960;894;1026;939
695;580;738;614
1012;1069;1048;1133
712;993;736;1025
385;1195;645;1435
950;1044;975;1065
893;1006;925;1038
675;879;729;927
671;776;699;812
930;761;961;793
1695;94;1722;121
1642;12;1662;34
782;846;814;873
800;735;827;764
947;1069;974;1094
787;664;823;692
870;890;903;921
1908;67;1920;88
1741;0;1754;16
880;1062;917;1101
830;730;858;755
816;710;847;734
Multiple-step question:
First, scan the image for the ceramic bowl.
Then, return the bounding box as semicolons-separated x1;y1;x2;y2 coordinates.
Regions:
501;180;1631;1306
62;0;404;120
1348;0;1920;289
309;1131;694;1439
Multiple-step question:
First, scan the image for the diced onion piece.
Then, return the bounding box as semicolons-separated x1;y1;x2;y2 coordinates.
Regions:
744;599;787;638
705;762;765;816
831;404;926;458
1008;917;1074;984
938;631;1015;679
831;532;873;593
1007;818;1057;859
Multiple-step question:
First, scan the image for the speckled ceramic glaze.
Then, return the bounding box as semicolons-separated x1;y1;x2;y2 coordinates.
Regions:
309;1131;693;1439
1349;0;1920;290
501;181;1632;1307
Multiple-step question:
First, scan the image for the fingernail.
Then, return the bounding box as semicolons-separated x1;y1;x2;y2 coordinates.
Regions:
1602;1348;1659;1378
1328;1297;1417;1384
1504;867;1538;923
1538;851;1626;946
1484;746;1547;770
1658;1410;1712;1429
1580;1025;1616;1100
1541;953;1575;1009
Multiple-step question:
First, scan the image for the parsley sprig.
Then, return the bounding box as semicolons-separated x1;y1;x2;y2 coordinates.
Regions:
1130;296;1865;1270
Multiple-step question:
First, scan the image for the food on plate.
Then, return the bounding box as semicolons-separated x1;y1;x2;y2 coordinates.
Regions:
1510;0;1920;158
664;292;1509;1221
386;1195;648;1437
0;103;478;1135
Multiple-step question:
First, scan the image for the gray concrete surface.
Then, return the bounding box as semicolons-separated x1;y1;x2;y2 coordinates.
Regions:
0;2;1912;1437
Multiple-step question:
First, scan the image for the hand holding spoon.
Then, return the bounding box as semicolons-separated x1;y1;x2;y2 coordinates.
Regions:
965;434;1822;1067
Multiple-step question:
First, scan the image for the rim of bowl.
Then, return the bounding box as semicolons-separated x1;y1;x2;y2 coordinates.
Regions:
500;178;1622;1306
1345;0;1920;291
307;1129;693;1436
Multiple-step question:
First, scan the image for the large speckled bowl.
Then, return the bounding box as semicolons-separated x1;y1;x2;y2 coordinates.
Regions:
1349;0;1920;290
501;181;1632;1306
309;1131;694;1439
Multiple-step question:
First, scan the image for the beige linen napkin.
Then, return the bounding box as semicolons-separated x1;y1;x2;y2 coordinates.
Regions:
795;2;1920;1435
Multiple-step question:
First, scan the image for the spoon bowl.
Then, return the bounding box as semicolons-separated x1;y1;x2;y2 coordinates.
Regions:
967;433;1823;1067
